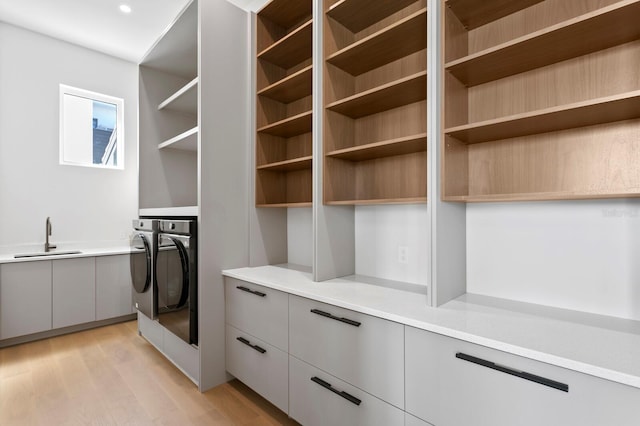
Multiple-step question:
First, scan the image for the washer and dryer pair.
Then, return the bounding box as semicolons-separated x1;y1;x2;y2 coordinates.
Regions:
130;218;197;346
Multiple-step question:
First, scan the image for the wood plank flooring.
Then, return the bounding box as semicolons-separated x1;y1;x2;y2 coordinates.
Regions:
0;321;300;426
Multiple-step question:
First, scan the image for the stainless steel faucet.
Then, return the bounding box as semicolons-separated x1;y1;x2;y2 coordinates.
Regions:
45;217;57;252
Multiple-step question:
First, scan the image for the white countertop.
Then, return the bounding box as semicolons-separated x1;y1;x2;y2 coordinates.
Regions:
139;206;198;217
223;265;640;390
0;241;132;264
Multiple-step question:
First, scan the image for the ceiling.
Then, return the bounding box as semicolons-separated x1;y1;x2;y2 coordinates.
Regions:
0;0;262;63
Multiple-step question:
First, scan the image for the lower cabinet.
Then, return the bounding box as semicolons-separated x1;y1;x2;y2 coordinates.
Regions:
289;355;405;426
52;257;96;328
0;261;52;340
138;312;200;384
96;255;135;320
405;326;640;426
226;325;288;413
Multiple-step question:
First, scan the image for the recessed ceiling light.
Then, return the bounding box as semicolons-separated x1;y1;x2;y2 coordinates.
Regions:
119;4;132;14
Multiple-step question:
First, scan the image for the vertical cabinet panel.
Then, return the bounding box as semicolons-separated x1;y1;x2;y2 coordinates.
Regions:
0;261;52;340
96;254;134;320
52;257;95;328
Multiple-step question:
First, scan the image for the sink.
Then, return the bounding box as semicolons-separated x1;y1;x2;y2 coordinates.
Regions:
14;250;82;259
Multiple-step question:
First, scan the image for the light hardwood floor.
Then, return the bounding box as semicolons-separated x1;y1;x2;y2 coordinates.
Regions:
0;321;300;425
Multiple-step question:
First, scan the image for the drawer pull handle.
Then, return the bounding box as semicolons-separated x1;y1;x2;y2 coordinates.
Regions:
456;353;569;392
236;285;266;298
311;376;362;406
236;337;266;354
310;309;361;327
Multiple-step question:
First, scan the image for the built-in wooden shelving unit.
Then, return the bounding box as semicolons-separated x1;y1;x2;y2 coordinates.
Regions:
323;0;427;205
256;0;313;207
442;0;640;202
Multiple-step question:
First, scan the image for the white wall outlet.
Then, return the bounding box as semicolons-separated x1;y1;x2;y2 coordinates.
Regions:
398;246;409;264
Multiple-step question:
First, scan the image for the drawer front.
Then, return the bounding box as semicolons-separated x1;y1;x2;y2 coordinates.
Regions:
289;355;404;426
289;295;404;408
406;326;640;426
225;277;288;351
226;325;288;414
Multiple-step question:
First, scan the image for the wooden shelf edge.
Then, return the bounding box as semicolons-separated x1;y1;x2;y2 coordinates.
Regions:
158;77;199;111
444;190;640;203
257;110;313;136
256;202;312;208
326;7;427;75
158;127;198;151
445;1;640;86
326;71;427;117
257;156;313;171
326;133;427;161
257;65;313;102
444;90;640;144
326;197;427;206
257;18;313;60
327;0;418;33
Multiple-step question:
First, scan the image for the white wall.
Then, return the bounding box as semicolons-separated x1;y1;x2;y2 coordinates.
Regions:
0;23;138;248
287;208;313;267
356;204;429;285
467;200;640;321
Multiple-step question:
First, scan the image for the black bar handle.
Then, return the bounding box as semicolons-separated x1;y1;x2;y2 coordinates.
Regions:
456;352;569;392
310;309;361;327
236;337;266;354
236;285;266;298
310;376;362;406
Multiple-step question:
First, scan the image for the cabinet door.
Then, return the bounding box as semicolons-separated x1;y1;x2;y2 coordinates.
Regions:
52;257;95;328
96;255;134;320
406;326;640;426
289;295;405;409
289;355;404;426
226;325;288;413
224;277;288;351
0;261;52;340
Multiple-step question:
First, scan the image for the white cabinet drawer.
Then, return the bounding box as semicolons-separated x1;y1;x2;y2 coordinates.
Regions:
289;295;404;409
226;325;288;413
406;326;640;426
289;355;404;426
225;277;288;351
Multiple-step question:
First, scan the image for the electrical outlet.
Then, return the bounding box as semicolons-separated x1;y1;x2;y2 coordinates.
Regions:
398;246;409;264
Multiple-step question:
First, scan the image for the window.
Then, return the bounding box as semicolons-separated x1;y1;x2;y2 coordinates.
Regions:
59;85;124;169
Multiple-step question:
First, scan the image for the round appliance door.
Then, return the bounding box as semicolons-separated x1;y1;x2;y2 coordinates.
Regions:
156;234;189;311
130;233;151;294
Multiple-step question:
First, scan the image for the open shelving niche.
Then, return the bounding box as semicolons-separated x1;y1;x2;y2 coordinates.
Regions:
323;0;428;205
138;0;198;209
442;0;640;202
255;0;313;208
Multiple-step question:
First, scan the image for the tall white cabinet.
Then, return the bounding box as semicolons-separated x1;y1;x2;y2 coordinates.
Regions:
137;0;249;391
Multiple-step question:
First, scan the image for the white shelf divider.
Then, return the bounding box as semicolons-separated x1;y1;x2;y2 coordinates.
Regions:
158;127;198;151
158;77;198;115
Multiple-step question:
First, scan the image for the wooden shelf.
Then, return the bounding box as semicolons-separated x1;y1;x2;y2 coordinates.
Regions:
257;65;312;104
326;197;427;206
257;111;312;138
257;156;312;172
327;134;427;162
258;19;313;69
445;0;544;30
158;127;198;151
326;8;427;76
446;1;640;87
256;202;312;208
158;77;198;115
445;91;640;144
445;189;640;203
326;72;426;118
259;0;312;29
327;0;417;33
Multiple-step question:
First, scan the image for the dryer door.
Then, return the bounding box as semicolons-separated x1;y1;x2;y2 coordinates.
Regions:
130;233;154;319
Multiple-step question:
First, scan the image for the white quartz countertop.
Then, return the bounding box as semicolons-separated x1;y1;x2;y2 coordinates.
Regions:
223;265;640;390
139;206;198;217
0;242;132;264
